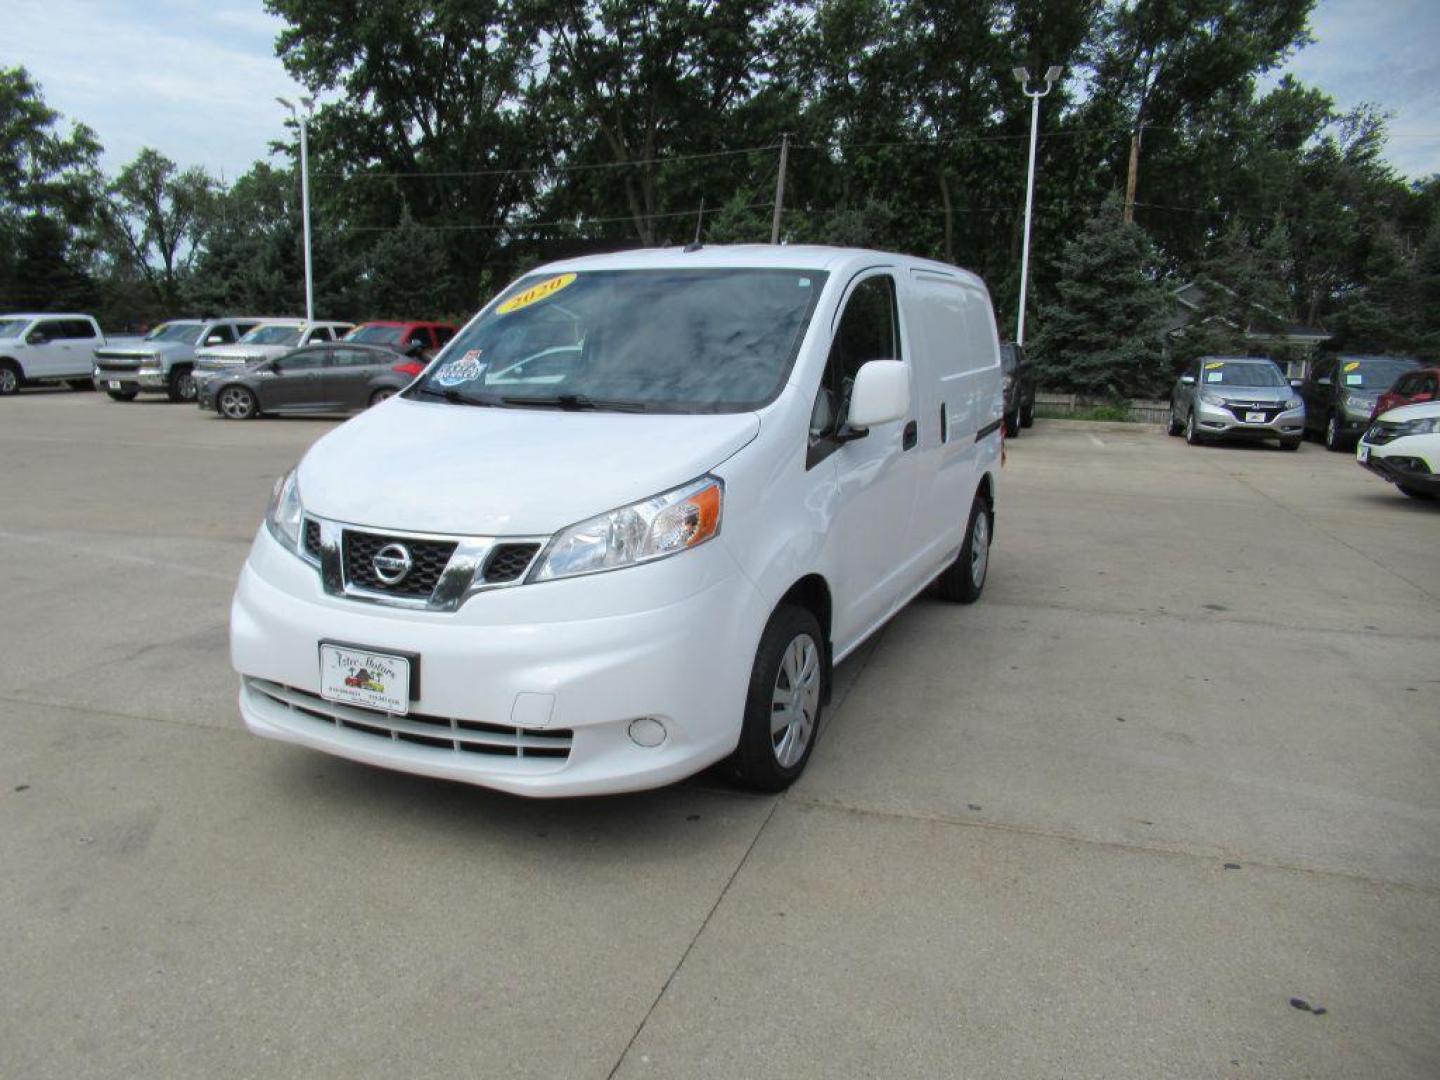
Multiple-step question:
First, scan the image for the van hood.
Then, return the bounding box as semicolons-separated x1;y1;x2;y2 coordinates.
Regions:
298;397;761;535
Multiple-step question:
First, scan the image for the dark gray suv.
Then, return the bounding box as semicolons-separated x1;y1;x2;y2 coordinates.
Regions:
197;343;424;419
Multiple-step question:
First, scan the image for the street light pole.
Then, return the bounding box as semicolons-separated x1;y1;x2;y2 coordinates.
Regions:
1012;65;1062;346
277;96;315;323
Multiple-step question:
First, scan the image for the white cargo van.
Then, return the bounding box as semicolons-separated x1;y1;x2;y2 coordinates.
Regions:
231;246;1003;795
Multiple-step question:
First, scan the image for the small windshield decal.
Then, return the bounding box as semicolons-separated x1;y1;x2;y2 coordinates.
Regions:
1345;374;1362;385
1205;372;1223;382
1343;361;1361;372
497;273;577;315
435;350;486;386
1205;361;1224;369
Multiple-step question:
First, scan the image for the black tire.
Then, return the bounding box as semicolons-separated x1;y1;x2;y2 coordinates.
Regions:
1398;484;1434;500
1019;400;1035;428
369;387;397;407
933;492;992;604
1280;438;1301;452
1185;410;1203;446
1167;402;1182;436
66;378;93;391
106;388;138;402
216;385;258;420
1324;412;1347;452
1004;406;1020;438
0;360;20;396
167;365;196;403
728;604;826;793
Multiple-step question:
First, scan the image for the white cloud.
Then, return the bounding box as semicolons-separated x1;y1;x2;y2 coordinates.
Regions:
1271;0;1440;179
2;0;306;180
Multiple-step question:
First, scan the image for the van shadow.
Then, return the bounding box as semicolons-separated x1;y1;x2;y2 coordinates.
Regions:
264;744;773;862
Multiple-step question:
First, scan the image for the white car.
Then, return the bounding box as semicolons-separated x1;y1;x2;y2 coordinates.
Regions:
230;246;1004;796
193;319;354;389
1357;400;1440;500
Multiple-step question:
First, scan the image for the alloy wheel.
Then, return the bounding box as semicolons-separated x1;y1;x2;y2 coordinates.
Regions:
970;507;990;587
770;633;821;768
219;387;254;419
0;367;17;395
177;371;196;401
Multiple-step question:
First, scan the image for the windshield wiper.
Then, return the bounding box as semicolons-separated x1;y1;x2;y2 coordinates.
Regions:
500;393;650;413
409;385;498;407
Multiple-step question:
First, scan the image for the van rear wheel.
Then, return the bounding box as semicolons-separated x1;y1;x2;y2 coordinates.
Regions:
0;361;20;396
933;493;991;604
728;604;825;793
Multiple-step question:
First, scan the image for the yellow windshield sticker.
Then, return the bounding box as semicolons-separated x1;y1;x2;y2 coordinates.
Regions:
497;273;577;315
1343;361;1360;372
1204;361;1224;369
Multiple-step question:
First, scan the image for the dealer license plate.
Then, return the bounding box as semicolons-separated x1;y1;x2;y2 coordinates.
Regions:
1244;410;1266;423
1357;443;1370;463
319;644;410;715
107;380;121;390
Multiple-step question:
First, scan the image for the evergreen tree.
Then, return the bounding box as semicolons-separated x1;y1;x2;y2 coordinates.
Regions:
1031;193;1171;398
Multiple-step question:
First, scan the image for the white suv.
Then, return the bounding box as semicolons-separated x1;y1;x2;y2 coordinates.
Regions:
1358;401;1440;500
231;247;1004;796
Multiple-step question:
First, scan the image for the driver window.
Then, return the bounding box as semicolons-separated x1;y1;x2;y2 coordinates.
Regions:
814;275;899;438
280;349;325;372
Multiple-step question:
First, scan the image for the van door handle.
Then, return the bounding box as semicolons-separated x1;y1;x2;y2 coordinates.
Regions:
902;420;918;451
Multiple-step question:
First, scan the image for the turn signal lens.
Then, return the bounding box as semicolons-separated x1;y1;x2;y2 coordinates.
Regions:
531;476;724;582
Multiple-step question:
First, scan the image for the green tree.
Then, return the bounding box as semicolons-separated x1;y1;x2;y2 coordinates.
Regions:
0;66;104;311
1031;193;1171;397
97;148;216;312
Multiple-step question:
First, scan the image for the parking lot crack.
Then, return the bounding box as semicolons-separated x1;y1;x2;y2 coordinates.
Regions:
789;795;1440;897
604;797;782;1079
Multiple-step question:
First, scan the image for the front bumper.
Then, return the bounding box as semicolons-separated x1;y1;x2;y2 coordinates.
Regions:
93;367;169;391
1358;442;1440;494
1194;400;1304;440
231;526;764;796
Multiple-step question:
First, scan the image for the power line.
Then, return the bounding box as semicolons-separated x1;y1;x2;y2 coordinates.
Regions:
312;143;781;181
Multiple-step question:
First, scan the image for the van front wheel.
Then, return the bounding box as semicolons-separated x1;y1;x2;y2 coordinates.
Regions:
729;604;825;793
933;494;991;604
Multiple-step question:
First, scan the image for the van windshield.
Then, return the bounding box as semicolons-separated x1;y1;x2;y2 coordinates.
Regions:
0;319;27;338
411;268;829;413
346;325;405;345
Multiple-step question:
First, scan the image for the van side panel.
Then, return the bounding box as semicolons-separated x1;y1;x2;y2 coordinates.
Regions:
906;270;1003;568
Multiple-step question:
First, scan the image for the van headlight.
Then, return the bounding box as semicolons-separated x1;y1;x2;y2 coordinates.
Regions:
1198;390;1224;406
265;469;305;552
531;476;723;582
1285;397;1302;410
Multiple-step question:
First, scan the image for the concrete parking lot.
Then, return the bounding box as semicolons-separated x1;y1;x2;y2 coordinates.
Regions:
2;390;1437;1079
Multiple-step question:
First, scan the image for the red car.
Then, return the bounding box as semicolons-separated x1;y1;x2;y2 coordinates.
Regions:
344;321;457;355
1371;365;1439;418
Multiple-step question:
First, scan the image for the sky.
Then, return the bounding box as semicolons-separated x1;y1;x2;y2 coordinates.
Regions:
5;0;1440;183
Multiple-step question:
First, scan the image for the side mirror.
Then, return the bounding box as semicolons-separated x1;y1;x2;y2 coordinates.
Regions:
1289;378;1303;388
206;334;224;345
1317;377;1330;386
26;331;47;345
846;360;910;429
1180;374;1196;386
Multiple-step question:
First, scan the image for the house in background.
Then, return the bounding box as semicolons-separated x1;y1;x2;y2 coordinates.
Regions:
1164;281;1331;379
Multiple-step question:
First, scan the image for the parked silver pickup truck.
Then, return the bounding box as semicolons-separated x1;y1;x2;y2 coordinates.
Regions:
0;313;137;396
93;316;268;402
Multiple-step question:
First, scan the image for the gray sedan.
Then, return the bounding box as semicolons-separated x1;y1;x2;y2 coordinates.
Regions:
197;343;425;419
1168;356;1305;450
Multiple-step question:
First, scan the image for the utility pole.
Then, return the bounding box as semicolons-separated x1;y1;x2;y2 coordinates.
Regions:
277;96;315;323
1012;66;1062;345
1123;124;1143;224
770;133;790;244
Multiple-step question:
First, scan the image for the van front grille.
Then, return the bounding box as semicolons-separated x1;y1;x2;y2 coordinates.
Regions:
245;679;573;761
483;543;541;583
343;530;456;599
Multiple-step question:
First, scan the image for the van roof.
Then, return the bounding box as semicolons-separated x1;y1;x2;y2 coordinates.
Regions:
529;244;987;290
2;312;96;320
